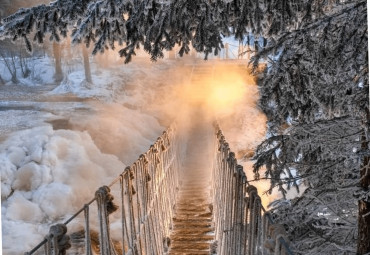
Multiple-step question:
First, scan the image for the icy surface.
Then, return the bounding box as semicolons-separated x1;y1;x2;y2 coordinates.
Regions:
1;126;126;254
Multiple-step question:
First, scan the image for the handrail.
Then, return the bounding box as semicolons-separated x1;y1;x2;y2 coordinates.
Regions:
25;197;97;255
24;122;294;255
24;125;180;255
212;123;294;255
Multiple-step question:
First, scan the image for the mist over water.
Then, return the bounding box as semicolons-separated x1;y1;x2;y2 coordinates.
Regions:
141;61;274;206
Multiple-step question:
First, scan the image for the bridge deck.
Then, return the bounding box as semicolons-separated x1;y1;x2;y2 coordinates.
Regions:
169;109;215;254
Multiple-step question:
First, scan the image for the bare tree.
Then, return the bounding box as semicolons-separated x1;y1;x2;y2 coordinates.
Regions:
81;44;92;83
0;73;4;85
0;50;18;84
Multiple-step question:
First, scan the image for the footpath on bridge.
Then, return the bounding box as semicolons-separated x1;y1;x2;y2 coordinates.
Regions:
168;108;215;255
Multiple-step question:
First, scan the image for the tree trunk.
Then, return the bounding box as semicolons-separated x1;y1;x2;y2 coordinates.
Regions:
82;44;92;83
225;43;229;59
53;41;63;83
1;51;18;84
0;73;4;85
358;109;370;254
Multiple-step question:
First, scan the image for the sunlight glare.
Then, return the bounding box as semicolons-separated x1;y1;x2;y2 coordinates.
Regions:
179;64;252;117
208;72;246;110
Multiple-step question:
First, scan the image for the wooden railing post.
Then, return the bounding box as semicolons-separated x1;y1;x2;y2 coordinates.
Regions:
83;205;92;255
213;124;294;255
95;186;118;255
47;224;71;255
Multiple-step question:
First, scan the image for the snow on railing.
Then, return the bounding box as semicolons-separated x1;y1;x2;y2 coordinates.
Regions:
212;123;294;255
24;125;180;255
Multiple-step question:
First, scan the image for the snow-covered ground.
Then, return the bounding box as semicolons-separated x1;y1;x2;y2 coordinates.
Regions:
0;53;270;254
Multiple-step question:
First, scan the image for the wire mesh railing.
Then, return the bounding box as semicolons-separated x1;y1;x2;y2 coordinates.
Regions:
212;123;294;255
24;125;181;255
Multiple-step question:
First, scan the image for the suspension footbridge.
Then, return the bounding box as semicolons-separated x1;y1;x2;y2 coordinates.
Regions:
24;64;293;255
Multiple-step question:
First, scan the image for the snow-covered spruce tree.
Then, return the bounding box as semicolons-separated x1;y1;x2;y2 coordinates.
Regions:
0;0;229;62
0;0;368;253
0;0;330;62
252;2;369;254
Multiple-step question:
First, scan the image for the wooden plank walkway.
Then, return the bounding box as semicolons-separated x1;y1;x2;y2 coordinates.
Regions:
169;108;215;255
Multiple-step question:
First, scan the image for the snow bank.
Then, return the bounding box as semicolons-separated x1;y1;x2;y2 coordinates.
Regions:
1;126;126;254
51;68;127;101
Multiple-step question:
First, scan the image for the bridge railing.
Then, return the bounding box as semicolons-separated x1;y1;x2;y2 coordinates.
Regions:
212;124;294;255
25;125;181;255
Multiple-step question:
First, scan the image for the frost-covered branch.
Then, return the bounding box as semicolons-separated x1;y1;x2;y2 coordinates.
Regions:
0;0;356;62
252;1;368;253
